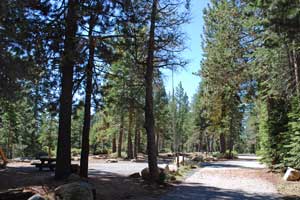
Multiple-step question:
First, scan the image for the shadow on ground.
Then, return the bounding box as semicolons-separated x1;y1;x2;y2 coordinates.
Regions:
160;183;282;200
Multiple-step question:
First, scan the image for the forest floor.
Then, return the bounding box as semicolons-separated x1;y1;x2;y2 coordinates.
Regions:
0;155;299;200
0;156;170;200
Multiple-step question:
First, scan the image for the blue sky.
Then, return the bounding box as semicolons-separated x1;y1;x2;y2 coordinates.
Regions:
161;0;210;101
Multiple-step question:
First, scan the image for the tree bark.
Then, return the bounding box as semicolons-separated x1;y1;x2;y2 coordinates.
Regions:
137;129;141;153
80;16;96;178
55;0;78;180
144;0;159;182
117;113;124;158
112;132;117;153
292;40;300;96
133;111;139;158
127;100;134;159
219;133;226;154
156;129;160;156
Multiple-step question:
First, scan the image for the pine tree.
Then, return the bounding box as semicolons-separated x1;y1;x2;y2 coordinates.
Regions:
55;0;79;180
284;97;300;168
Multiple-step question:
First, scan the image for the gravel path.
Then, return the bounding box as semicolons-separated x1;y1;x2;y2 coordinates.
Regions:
88;161;170;176
160;155;282;200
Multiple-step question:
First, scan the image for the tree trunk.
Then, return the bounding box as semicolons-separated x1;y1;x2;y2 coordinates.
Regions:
211;135;215;152
156;129;160;156
137;129;141;153
133;114;139;158
117;113;124;158
292;40;300;96
112;132;117;153
127;100;134;159
144;0;159;182
80;16;96;178
55;0;78;180
219;133;226;154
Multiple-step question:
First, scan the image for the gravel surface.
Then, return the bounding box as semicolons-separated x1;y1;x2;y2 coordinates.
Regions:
160;155;282;200
89;161;149;176
89;161;172;176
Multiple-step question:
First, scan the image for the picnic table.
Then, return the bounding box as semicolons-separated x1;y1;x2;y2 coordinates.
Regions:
31;157;56;171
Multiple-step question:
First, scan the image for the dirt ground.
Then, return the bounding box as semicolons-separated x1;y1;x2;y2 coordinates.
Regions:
1;155;299;200
0;161;169;200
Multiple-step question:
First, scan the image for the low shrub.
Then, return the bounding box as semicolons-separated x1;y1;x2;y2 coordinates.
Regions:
71;148;81;157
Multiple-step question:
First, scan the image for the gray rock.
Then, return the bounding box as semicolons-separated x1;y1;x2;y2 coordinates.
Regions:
141;167;166;181
28;194;45;200
168;164;178;173
55;182;95;200
159;164;170;174
191;155;204;162
283;167;300;181
129;172;141;178
67;174;81;182
141;168;150;180
106;159;118;163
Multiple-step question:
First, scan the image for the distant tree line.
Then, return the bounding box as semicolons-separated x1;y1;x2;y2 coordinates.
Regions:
191;0;300;169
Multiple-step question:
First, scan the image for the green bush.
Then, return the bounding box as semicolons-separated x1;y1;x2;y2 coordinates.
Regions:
212;150;238;159
94;149;109;155
109;151;127;158
71;148;81;157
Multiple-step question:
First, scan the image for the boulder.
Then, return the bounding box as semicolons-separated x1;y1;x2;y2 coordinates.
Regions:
28;194;45;200
159;164;170;174
129;172;141;178
55;182;95;200
141;167;166;181
168;164;178;173
191;155;204;162
141;168;150;180
283;167;300;181
106;159;118;163
67;174;81;182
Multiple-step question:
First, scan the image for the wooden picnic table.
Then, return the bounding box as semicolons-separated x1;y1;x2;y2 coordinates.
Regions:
31;157;56;171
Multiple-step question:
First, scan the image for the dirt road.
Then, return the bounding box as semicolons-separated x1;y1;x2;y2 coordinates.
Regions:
160;155;282;200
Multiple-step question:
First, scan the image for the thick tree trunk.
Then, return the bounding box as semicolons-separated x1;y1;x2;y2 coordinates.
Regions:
144;0;159;182
80;16;96;178
55;0;78;180
127;100;134;159
117;113;124;158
